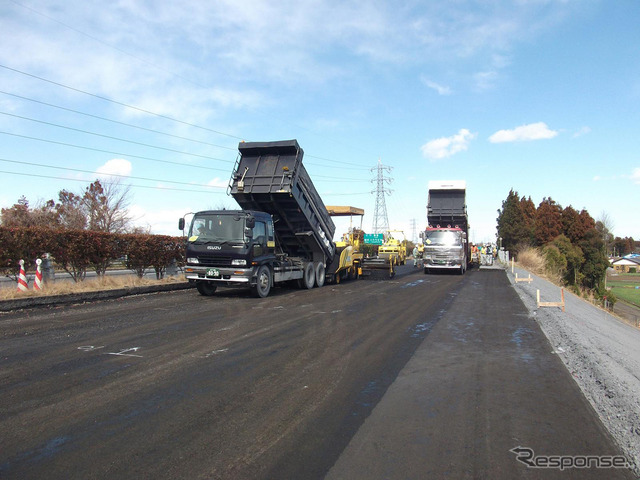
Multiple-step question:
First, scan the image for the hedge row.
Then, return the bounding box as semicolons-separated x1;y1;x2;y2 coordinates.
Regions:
0;227;185;281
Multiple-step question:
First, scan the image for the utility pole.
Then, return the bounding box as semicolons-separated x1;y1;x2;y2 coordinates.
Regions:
371;158;393;234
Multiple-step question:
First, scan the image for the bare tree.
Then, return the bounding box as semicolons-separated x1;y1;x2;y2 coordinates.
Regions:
1;196;59;228
56;190;87;230
596;211;615;256
83;179;132;233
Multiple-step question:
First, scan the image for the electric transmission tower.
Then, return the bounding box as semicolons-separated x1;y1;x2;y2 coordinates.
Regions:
371;158;393;234
410;218;417;243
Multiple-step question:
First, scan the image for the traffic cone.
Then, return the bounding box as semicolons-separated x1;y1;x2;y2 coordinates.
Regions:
17;259;28;292
34;258;43;291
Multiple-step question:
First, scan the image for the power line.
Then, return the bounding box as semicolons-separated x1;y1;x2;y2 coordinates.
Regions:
1;65;375;170
0;131;231;172
0;90;237;151
0;64;378;174
0;63;245;141
0;168;370;197
311;174;369;183
0;170;227;195
306;154;370;169
9;3;380;165
0;111;233;163
0;158;227;189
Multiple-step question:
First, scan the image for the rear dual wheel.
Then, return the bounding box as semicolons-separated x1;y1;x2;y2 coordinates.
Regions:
315;262;326;287
302;262;315;289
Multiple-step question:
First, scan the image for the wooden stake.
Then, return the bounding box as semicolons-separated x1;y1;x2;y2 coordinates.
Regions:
537;288;565;311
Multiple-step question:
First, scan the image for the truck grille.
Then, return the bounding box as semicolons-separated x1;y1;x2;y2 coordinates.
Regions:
196;254;233;267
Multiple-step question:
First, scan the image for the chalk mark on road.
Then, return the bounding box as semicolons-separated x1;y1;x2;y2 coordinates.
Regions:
106;347;143;358
78;345;105;352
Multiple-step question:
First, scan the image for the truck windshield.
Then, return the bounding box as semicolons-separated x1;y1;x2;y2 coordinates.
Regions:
189;214;245;243
425;230;461;246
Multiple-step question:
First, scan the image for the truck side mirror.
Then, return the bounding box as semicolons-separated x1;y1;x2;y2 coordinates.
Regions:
244;227;253;239
246;216;255;228
178;218;185;230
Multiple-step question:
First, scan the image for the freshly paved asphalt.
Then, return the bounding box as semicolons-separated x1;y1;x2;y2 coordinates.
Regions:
0;266;634;479
326;269;635;479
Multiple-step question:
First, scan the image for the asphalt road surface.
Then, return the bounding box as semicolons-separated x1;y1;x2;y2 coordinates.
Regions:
0;266;634;479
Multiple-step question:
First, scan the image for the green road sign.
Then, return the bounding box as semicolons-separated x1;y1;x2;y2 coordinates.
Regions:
364;233;384;245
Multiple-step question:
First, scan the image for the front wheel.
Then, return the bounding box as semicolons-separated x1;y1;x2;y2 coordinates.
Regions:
196;281;217;296
251;265;271;298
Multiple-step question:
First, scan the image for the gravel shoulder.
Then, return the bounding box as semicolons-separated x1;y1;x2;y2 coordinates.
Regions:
506;264;640;476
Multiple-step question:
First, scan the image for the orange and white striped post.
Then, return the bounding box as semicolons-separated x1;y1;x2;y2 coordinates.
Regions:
34;258;43;291
17;259;28;292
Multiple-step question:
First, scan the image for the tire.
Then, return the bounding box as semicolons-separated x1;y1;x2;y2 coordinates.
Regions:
196;281;217;296
251;265;271;298
424;267;429;275
315;262;326;288
303;262;315;289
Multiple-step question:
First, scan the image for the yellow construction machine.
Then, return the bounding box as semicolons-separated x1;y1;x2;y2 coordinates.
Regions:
360;230;407;279
325;206;365;283
377;230;407;265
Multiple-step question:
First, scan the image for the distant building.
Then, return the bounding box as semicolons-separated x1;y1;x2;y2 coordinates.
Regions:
611;255;640;273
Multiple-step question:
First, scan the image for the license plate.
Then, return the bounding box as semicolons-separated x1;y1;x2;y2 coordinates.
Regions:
206;268;221;278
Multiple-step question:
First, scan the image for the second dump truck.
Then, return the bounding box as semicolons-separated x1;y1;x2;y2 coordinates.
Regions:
180;139;335;297
421;180;469;274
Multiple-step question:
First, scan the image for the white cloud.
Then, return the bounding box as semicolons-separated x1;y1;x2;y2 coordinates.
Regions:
489;122;558;143
421;77;452;95
572;126;591;138
473;71;499;91
96;158;132;178
128;205;189;235
630;167;640;185
207;177;228;189
421;129;476;160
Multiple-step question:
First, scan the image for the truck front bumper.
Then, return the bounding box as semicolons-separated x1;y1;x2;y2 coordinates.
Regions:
185;265;253;286
424;258;463;269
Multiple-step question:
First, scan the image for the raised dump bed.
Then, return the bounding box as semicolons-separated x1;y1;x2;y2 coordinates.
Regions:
230;140;335;264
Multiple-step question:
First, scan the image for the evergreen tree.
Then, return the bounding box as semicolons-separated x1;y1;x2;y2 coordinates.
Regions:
579;228;609;289
551;234;584;285
520;196;536;244
534;197;563;245
497;189;531;254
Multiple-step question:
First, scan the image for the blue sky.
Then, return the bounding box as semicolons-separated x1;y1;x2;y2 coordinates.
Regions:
1;0;639;244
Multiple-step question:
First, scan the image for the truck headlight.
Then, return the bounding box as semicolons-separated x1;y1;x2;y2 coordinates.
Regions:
187;257;199;264
232;259;247;266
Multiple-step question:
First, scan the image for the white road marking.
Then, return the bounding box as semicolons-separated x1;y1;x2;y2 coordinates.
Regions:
77;345;105;352
106;347;143;358
204;348;229;358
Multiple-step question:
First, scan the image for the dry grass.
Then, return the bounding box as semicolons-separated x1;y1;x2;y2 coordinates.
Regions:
0;274;185;301
515;246;546;275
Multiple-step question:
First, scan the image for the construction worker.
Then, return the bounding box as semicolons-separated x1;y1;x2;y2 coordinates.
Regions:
413;245;419;267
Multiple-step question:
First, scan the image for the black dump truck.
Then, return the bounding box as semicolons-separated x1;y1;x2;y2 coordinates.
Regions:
421;180;469;274
179;139;336;297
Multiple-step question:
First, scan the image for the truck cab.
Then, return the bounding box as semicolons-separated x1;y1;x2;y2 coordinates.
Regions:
181;210;276;297
422;226;467;274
